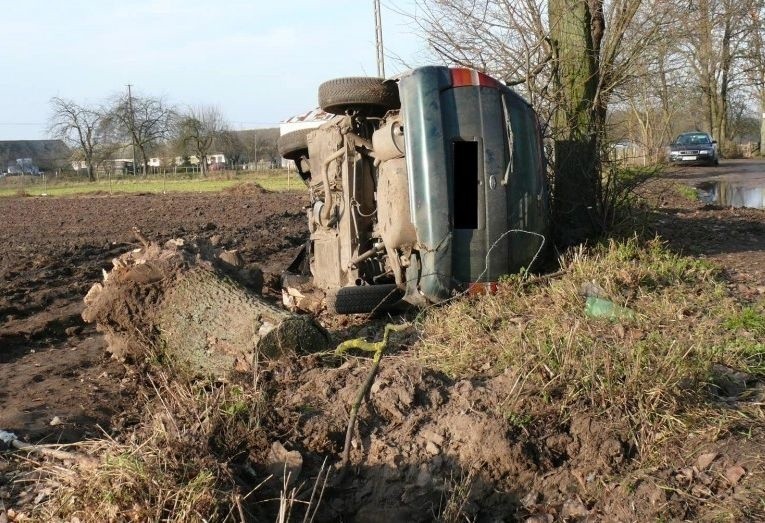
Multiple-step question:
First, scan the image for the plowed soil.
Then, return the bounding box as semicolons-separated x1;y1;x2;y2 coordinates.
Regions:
0;189;309;442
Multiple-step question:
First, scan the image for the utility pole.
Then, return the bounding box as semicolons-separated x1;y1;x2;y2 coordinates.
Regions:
127;84;138;175
373;0;385;78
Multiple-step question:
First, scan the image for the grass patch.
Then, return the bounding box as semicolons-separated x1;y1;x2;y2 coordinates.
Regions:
28;374;267;522
0;170;303;197
417;236;762;454
724;306;765;338
675;184;699;201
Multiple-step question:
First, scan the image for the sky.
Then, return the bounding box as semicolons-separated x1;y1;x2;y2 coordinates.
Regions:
0;0;430;140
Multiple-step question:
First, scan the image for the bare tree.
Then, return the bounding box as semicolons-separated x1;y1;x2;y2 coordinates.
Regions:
107;93;175;175
746;0;765;155
217;130;249;167
414;0;670;241
680;0;757;153
254;128;280;166
48;97;106;181
412;1;552;110
612;10;691;161
176;106;227;175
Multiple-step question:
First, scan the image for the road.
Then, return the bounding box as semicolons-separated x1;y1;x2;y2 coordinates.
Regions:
665;157;765;186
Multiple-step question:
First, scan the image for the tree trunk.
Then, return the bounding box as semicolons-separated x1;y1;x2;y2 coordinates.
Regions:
716;15;733;155
82;240;330;378
549;0;603;244
201;156;207;176
761;91;765;157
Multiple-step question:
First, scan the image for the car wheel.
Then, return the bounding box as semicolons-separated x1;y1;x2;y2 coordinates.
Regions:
318;77;400;117
277;128;312;161
326;284;405;314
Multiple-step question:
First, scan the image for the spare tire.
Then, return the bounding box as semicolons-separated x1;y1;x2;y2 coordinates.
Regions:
318;77;400;117
277;128;312;160
326;284;405;315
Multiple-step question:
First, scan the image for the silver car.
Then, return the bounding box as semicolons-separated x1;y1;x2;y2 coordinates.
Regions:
668;132;719;166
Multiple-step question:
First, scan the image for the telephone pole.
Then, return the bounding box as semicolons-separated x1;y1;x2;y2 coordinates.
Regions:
126;84;138;175
373;0;385;77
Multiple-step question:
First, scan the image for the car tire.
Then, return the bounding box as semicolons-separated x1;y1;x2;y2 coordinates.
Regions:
277;129;312;160
318;77;400;117
326;284;404;314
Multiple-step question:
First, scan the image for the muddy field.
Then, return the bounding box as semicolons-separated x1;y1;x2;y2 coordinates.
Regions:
0;186;309;442
1;173;764;521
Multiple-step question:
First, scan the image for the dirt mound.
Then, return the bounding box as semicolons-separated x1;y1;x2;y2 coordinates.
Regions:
82;235;328;377
224;181;272;196
4;188;764;521
233;350;760;522
255;356;626;520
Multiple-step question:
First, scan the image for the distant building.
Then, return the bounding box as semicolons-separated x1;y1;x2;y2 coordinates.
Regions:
0;140;70;174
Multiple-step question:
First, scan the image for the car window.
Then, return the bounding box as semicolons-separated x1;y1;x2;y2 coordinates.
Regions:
676;134;710;145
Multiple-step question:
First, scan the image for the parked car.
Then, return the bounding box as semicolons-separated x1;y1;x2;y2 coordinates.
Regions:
668;131;719;166
278;66;550;314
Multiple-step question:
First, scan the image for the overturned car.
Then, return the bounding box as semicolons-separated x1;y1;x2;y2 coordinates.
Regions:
278;66;549;314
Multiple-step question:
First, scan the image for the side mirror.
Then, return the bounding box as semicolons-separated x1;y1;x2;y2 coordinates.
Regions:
712;140;717;145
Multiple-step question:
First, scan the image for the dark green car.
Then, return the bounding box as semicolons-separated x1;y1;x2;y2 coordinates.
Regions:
279;66;550;313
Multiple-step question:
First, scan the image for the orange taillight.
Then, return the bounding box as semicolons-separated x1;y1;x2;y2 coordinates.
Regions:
450;68;499;88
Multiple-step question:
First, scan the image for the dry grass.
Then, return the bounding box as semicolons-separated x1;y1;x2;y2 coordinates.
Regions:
417;236;765;455
26;373;266;522
437;467;478;523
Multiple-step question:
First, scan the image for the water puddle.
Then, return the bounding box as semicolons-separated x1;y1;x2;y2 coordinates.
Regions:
695;181;765;209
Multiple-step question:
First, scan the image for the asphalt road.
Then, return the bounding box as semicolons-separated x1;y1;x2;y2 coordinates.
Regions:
666;157;765;186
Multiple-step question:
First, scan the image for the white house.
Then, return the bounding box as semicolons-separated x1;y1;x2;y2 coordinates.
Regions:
208;153;226;165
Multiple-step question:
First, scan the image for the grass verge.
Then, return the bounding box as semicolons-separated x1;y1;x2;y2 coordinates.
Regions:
417;236;764;455
0;170;302;197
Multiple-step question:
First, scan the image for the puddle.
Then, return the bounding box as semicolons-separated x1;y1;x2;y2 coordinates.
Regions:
695;181;765;209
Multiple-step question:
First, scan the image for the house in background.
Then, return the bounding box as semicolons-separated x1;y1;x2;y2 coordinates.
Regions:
70;144;137;175
0;140;70;174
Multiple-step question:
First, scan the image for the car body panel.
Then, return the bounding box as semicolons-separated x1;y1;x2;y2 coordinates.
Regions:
399;66;549;303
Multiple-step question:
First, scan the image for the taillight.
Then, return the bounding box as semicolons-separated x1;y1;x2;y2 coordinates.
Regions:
450;68;499;88
466;281;499;295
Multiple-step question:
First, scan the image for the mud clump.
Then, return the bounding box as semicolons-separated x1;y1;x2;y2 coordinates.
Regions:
82;235;329;378
251;356;641;521
246;345;763;521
